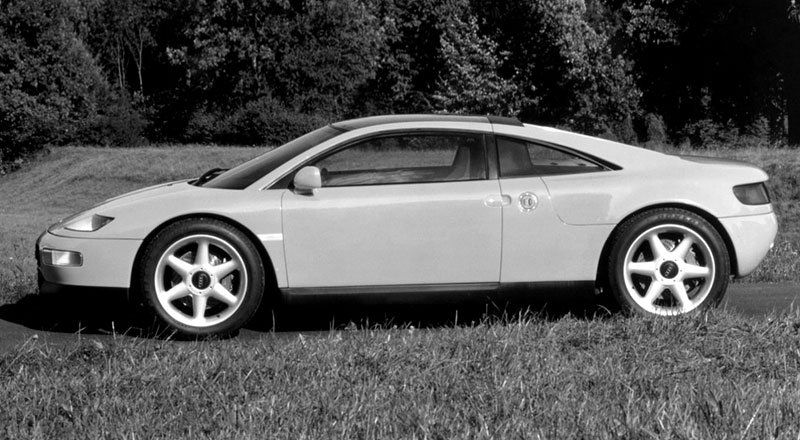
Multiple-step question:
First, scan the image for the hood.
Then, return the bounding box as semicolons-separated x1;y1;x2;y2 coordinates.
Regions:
48;181;210;237
101;179;193;206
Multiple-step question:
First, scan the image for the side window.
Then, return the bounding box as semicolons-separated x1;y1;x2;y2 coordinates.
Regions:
312;133;487;187
497;137;605;177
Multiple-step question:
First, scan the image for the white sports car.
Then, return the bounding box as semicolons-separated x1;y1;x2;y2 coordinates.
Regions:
37;115;778;336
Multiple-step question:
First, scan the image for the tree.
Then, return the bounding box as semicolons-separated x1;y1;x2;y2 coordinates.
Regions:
432;13;529;116
782;0;800;144
168;0;384;115
88;0;165;98
357;0;464;113
0;0;108;162
357;0;529;116
474;0;640;134
601;0;800;145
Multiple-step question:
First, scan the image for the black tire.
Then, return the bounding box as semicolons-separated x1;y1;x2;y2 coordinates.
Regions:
607;208;730;316
140;218;265;337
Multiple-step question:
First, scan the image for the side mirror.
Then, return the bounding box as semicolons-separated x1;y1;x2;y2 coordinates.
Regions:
293;166;322;195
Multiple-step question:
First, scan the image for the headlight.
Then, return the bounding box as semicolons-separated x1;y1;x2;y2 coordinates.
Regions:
63;214;115;232
733;182;770;205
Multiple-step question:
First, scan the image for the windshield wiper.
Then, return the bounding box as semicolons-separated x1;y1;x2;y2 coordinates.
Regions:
193;167;228;186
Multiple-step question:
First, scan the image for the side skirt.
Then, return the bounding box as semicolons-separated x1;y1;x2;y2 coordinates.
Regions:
279;281;596;306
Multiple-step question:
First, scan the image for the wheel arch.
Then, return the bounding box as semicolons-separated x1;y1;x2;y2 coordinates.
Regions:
129;213;280;302
594;203;738;288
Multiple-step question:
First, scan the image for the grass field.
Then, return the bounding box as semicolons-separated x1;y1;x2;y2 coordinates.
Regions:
4;312;800;438
0;144;799;438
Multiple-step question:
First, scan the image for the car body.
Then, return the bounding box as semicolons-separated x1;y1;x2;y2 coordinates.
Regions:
36;115;778;336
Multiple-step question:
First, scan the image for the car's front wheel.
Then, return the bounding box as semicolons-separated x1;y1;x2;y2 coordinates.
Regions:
140;219;265;337
608;208;730;316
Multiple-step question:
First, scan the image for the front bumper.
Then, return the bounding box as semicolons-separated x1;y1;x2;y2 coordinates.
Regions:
719;210;779;278
36;231;142;289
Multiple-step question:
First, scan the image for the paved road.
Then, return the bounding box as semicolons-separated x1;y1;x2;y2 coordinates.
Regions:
0;283;798;352
721;282;800;315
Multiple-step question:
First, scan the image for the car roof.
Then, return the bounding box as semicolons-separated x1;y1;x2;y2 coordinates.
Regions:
331;114;523;131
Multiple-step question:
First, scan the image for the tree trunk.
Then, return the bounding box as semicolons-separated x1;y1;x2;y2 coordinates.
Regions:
137;32;144;96
123;27;145;97
115;39;125;92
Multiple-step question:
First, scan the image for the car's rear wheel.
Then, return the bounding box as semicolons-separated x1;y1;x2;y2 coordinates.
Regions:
140;219;265;337
608;208;730;316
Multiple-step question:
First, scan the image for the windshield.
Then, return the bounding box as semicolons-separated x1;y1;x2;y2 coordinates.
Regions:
203;125;344;189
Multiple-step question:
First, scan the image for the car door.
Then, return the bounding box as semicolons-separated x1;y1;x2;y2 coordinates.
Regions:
282;131;503;288
496;136;613;283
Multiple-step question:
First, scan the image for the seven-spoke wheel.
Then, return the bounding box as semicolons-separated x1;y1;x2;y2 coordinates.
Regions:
608;209;730;316
141;219;265;337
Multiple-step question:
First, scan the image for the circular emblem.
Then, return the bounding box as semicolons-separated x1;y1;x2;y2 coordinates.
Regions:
659;261;679;279
518;192;538;212
192;271;212;290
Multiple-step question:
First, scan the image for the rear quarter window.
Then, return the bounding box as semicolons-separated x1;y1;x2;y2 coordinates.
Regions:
497;136;606;177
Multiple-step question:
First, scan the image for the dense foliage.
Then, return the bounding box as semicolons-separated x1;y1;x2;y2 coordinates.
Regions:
0;0;104;163
1;0;798;164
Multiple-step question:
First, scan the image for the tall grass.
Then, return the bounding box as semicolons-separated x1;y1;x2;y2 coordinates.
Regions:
2;311;800;438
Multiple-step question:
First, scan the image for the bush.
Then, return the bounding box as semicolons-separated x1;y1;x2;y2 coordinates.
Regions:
644;113;668;144
187;97;330;146
615;115;638;144
185;109;222;145
680;119;740;148
77;95;148;147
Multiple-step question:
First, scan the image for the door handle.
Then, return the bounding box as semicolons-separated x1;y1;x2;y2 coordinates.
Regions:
483;194;512;208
